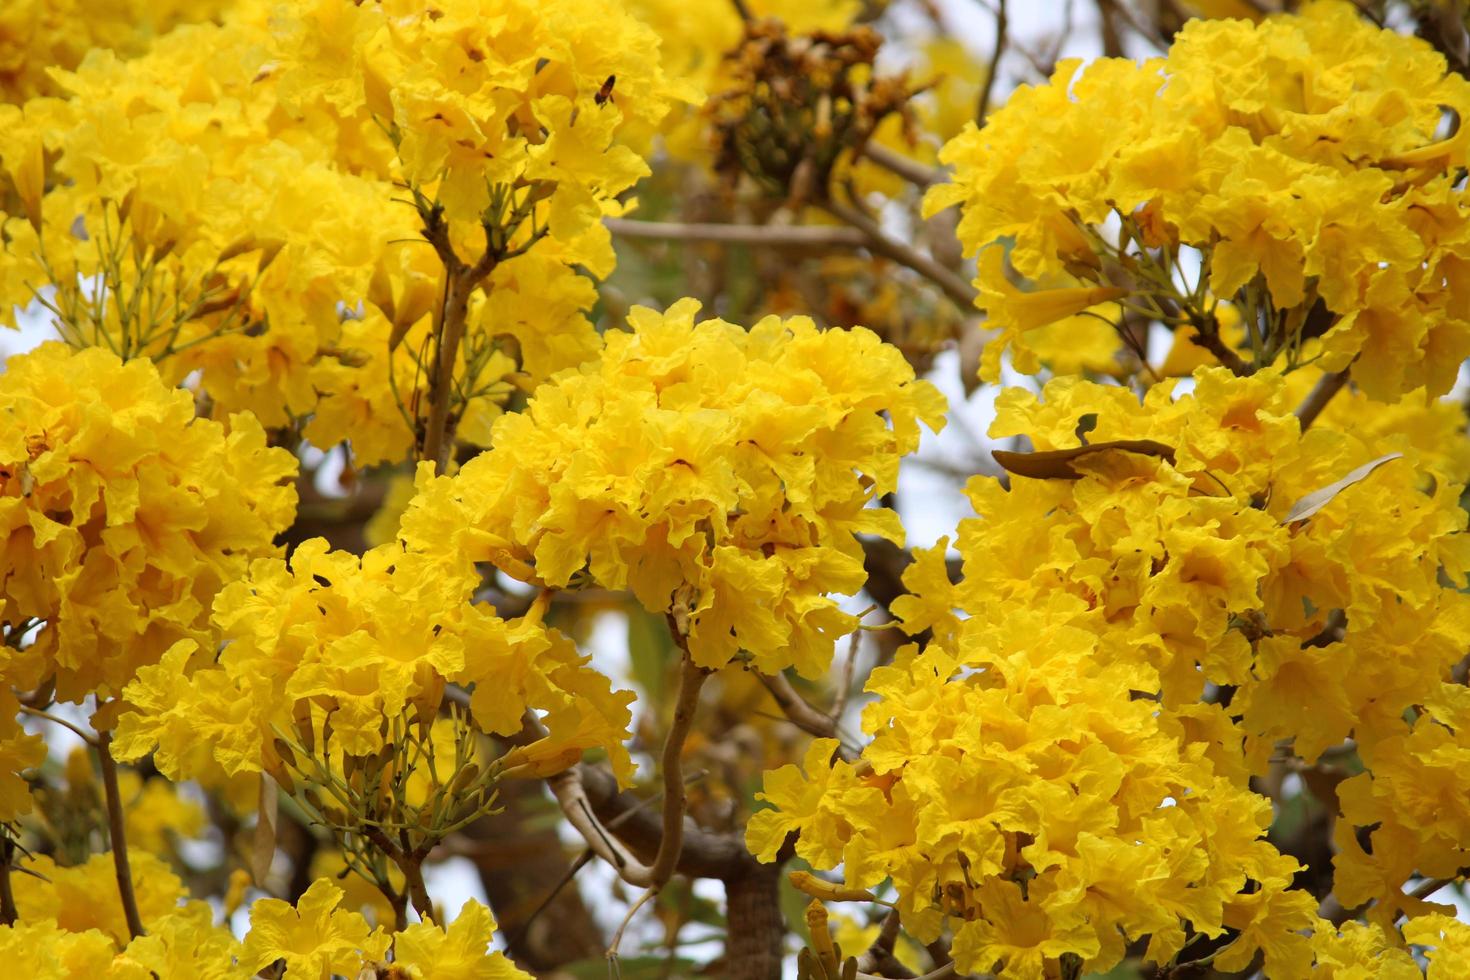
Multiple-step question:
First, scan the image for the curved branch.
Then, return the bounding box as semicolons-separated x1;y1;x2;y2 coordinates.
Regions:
647;653;710;888
548;654;708;890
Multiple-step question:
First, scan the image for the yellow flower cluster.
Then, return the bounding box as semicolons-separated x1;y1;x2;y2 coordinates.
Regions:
1;0;691;466
929;2;1470;397
240;879;530;979
401;299;946;675
114;538;635;785
0;343;296;703
751;366;1470;975
3;861;528;979
0;0;229;104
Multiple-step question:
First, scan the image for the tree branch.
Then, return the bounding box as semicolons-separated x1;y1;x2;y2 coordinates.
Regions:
0;836;17;927
647;652;710;889
976;0;1008;128
19;704;98;747
1185;313;1252;377
547;653;708;891
856;909;915;977
1294;369;1350;432
860;144;946;189
97;730;146;939
821;199;979;310
606;217;866;249
725;863;785;980
574;763;758;880
758;671;846;751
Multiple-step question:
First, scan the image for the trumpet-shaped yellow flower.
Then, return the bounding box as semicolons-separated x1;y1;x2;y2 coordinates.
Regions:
0;343;296;701
115;540;635;785
393;900;532;979
927;3;1470;398
241;878;389;980
401;299;946;675
752;364;1470;976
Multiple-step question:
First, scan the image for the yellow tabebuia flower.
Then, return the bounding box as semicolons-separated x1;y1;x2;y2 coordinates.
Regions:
0;0;231;103
115;540;635;786
1404;915;1470;979
753;365;1470;976
393;900;531;979
973;246;1128;380
0;343;297;702
12;851;189;947
108;902;245;980
401;299;946;676
241;878;389;980
0;920;116;979
927;2;1470;398
0;0;692;466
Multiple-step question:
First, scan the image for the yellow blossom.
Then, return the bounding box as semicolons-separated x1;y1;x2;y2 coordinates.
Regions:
0;343;296;701
400;299;945;676
241;877;390;980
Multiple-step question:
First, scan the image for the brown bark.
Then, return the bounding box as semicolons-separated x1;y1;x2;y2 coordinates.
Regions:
724;862;785;980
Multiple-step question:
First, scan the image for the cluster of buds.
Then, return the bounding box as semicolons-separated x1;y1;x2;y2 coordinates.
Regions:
35;196;276;362
706;20;921;205
266;700;504;914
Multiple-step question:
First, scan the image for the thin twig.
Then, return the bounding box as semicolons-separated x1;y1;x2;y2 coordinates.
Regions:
607;887;658;964
860;144;946;188
18;704;98;747
976;0;1008;128
821;199;979;310
832;629;862;721
606;217;866;249
758;672;839;742
97;730;146;939
1408;876;1456;902
1294;369;1351;432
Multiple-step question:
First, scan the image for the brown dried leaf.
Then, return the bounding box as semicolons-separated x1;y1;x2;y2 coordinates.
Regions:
992;439;1177;480
252;774;279;887
1282;453;1403;525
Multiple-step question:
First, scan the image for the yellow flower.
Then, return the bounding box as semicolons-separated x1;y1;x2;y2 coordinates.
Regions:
927;4;1470;398
13;851;187;947
393;900;532;979
111;902;244;980
972;246;1128;381
0;0;232;103
755;362;1470;976
241;878;390;980
0;343;296;701
401;300;946;676
0;920;115;979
